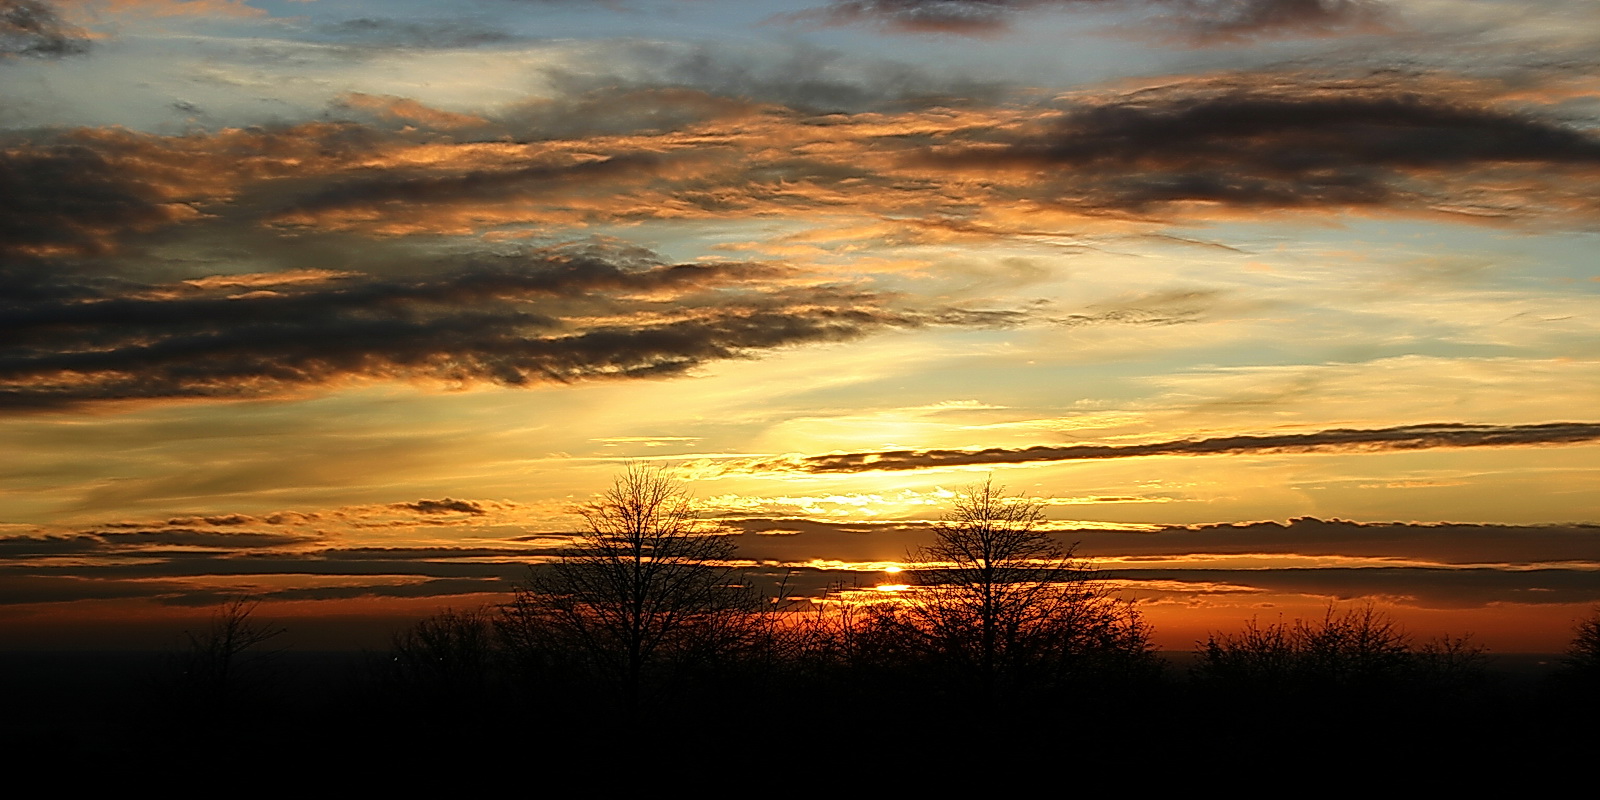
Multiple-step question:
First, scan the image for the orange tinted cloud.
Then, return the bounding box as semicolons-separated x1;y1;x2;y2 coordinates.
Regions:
62;0;265;19
336;93;488;130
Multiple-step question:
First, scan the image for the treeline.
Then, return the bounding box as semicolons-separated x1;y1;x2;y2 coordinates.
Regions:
129;468;1599;771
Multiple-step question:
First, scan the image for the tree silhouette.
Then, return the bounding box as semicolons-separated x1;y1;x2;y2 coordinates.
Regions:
504;464;758;718
1564;607;1600;676
386;606;496;706
173;596;284;714
900;480;1153;703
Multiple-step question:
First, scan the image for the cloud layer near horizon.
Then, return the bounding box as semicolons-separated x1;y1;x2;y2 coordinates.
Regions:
4;504;1596;614
726;422;1600;473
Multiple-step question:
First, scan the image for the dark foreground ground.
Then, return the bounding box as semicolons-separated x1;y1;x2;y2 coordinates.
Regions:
5;650;1593;779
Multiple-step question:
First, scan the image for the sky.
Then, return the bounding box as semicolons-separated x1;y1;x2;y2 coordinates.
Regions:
2;0;1597;652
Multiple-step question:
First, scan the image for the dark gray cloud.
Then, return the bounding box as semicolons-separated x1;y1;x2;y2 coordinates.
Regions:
5;506;1595;610
101;513;279;528
320;546;547;561
0;0;88;59
922;87;1600;216
92;529;318;549
1113;566;1600;609
0;549;532;583
785;0;1389;40
318;17;522;50
0;574;193;605
720;515;1600;567
0;534;107;558
718;517;932;563
741;422;1600;472
0;528;317;557
159;578;507;606
1076;518;1600;565
0;143;194;259
392;498;488;515
1;243;1000;408
267;153;667;224
0;123;382;260
530;40;1006;117
785;0;1035;34
1160;0;1389;43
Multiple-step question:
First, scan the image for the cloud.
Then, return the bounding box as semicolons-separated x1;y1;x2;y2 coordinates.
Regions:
0;534;107;557
0;142;198;258
782;0;1038;34
1110;566;1600;609
0;242;1010;408
392;498;487;515
0;123;383;258
1;0;88;59
732;421;1600;473
1072;518;1600;565
0;527;320;557
318;17;522;50
521;39;1007;120
65;0;265;19
334;93;488;130
5;501;1595;610
160;578;508;605
919;83;1600;220
92;529;319;548
1159;0;1391;44
714;514;1600;568
267;153;673;230
15;73;1588;264
783;0;1392;41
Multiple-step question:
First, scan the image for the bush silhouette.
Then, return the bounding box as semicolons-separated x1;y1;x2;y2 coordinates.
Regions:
1193;603;1485;700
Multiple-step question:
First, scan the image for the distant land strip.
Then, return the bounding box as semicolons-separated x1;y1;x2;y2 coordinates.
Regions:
744;422;1600;473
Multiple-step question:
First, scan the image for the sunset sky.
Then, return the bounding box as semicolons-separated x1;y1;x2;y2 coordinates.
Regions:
3;0;1597;652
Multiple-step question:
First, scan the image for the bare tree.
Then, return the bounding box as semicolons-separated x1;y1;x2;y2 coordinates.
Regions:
507;464;758;717
387;606;496;702
902;480;1152;703
175;596;285;712
1563;607;1600;676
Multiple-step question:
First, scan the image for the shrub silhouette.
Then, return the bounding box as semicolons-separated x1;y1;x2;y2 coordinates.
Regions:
1193;603;1485;699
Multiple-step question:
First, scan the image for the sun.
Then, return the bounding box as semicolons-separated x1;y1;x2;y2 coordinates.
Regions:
876;564;909;592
